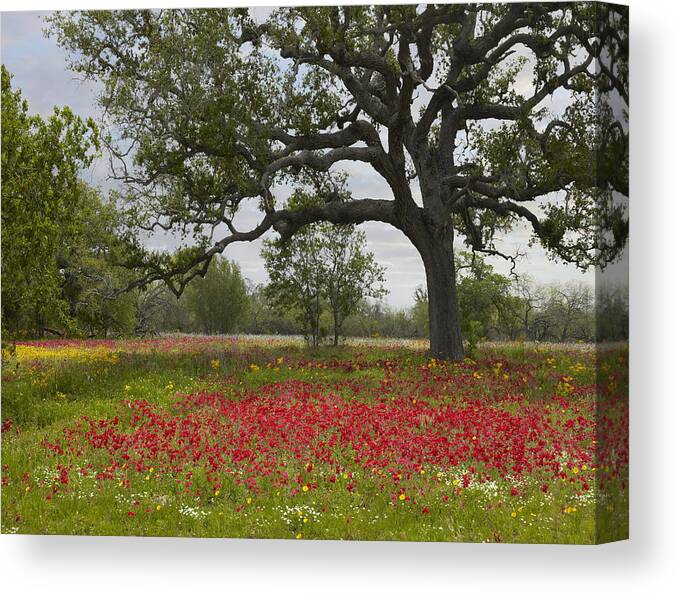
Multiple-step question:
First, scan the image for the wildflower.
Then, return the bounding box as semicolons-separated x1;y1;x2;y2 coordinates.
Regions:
210;359;220;370
296;533;302;539
399;493;406;501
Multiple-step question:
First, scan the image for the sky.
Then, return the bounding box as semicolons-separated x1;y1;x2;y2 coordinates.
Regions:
1;9;594;309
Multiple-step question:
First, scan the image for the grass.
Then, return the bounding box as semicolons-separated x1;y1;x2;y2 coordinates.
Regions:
1;335;628;543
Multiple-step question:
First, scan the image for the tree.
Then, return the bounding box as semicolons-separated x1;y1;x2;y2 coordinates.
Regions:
595;282;628;342
49;5;628;359
342;299;417;339
262;218;385;346
134;283;194;335
513;276;546;340
412;287;430;338
58;187;139;338
322;224;386;345
539;282;594;342
241;281;302;336
184;256;249;334
1;65;99;337
455;252;523;348
262;225;325;347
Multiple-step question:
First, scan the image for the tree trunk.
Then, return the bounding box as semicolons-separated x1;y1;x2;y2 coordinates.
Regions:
414;223;465;360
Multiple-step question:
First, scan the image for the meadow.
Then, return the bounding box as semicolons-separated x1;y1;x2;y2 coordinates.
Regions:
1;336;628;543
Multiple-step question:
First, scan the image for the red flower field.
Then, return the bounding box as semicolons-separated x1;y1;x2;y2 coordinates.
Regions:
1;337;628;542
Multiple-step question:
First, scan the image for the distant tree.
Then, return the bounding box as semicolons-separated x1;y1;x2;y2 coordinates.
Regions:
455;252;523;348
1;65;99;337
262;225;325;346
242;282;302;336
513;276;546;340
343;299;383;338
529;282;593;342
133;283;193;335
596;283;629;342
379;307;416;338
133;284;168;336
412;287;430;338
58;188;138;338
343;299;416;339
322;225;386;345
262;213;385;347
184;256;248;334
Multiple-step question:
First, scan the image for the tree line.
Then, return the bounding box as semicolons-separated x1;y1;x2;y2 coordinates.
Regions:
134;249;627;348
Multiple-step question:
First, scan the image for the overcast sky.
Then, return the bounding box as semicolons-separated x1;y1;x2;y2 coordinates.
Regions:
1;9;594;308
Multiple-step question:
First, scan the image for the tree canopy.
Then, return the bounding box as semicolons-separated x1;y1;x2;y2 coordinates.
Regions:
184;256;249;334
47;4;628;358
1;65;100;337
262;208;385;346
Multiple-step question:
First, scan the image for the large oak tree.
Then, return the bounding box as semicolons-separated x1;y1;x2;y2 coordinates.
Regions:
48;3;628;359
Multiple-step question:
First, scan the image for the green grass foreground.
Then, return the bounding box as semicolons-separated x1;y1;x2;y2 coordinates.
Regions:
1;336;628;543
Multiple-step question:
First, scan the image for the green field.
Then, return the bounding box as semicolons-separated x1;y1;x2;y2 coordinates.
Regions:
1;336;628;543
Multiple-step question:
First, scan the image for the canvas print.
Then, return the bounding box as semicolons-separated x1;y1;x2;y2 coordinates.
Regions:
1;3;628;543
